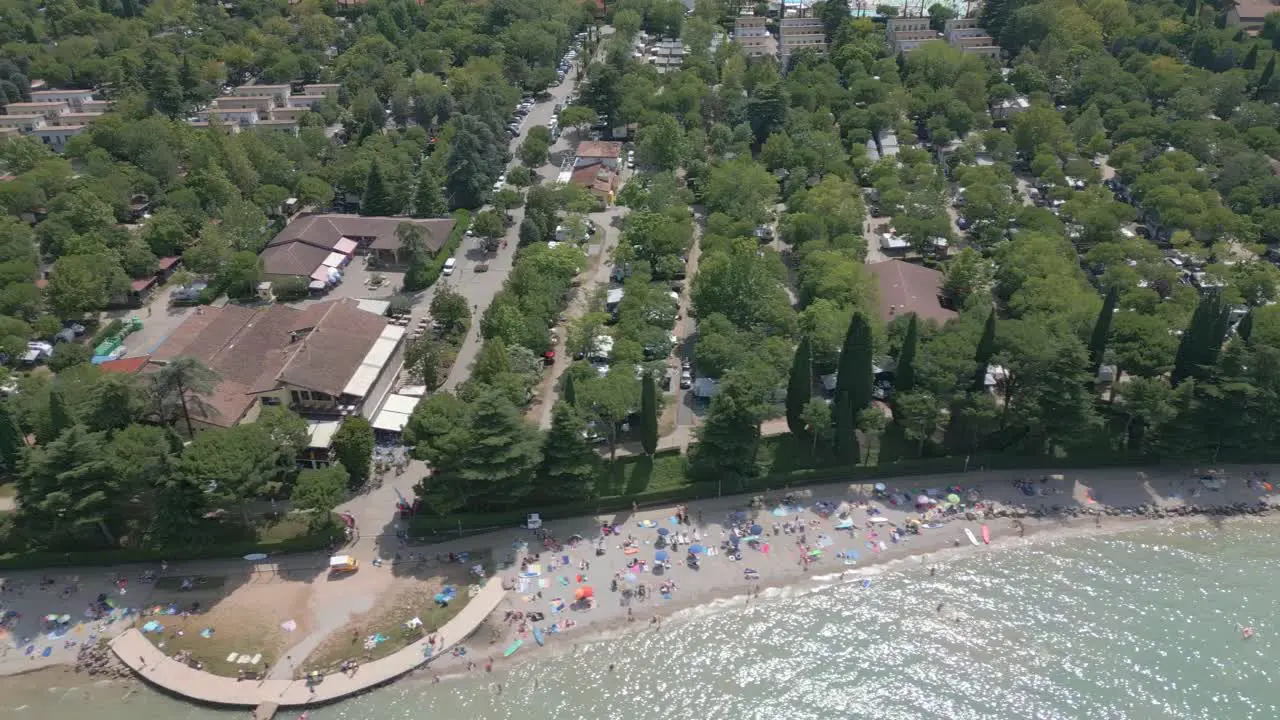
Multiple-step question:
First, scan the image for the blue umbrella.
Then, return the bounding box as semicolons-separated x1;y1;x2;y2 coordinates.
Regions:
655;550;669;562
749;524;763;535
657;528;669;536
688;544;705;555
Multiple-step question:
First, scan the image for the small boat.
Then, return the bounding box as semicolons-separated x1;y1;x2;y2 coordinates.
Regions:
981;525;991;544
503;639;523;657
532;627;544;646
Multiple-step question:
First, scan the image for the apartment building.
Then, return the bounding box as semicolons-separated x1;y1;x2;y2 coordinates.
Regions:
0;114;45;132
648;40;686;72
230;83;291;106
212;95;275;112
28;88;95;111
779;16;826;65
2;102;69;120
943;18;1001;59
286;95;326;110
886;17;938;54
267;106;312;123
734;16;778;58
303;83;340;98
198;107;262;126
256;118;300;134
30;124;85;151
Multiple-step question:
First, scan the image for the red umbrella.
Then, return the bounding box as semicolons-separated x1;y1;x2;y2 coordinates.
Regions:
574;586;594;600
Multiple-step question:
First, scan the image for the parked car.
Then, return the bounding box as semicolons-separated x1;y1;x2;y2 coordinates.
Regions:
679;370;693;389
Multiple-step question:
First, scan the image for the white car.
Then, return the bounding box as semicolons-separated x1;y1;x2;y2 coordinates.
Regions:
492;174;506;192
627;150;636;169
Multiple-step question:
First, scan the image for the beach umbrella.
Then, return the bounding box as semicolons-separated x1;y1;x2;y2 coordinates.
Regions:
916;495;930;505
946;493;961;505
574;586;594;600
42;614;58;623
688;544;705;555
657;528;669;536
868;516;890;524
874;483;886;492
749;524;763;535
655;550;669;562
623;572;638;583
58;614;70;624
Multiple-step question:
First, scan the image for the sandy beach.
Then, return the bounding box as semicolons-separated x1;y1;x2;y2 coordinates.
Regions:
1;463;1276;700
415;463;1280;679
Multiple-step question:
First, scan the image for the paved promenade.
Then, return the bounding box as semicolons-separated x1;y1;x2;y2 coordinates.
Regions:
109;579;506;708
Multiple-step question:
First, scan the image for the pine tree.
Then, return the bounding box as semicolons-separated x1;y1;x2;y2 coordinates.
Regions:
1237;309;1254;344
895;314;919;395
412;170;446;218
360;159;396;217
1243;45;1259;70
640;373;657;456
540;402;597;502
0;402;23;476
1087;287;1118;378
1183;0;1197;19
785;336;812;437
971;307;998;392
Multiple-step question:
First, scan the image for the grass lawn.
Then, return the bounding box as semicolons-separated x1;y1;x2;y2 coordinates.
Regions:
255;513;317;543
138;612;282;677
595;451;688;498
299;573;475;676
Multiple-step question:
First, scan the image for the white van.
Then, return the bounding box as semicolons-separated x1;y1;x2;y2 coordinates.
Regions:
442;258;457;276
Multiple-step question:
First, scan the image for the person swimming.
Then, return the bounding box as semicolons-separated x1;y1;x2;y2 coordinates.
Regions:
1243;626;1255;639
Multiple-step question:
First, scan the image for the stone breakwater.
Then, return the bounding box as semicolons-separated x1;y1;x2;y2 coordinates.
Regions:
76;639;131;679
981;498;1278;520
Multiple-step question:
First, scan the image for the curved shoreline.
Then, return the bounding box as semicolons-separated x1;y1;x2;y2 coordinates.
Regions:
9;464;1280;709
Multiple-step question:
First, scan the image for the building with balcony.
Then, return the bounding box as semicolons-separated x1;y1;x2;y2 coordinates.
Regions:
230;83;292;106
734;16;778;57
779;16;827;66
943;18;1001;59
28;88;96;111
886;17;938;54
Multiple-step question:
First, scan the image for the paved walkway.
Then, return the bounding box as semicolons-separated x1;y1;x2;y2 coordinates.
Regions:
109;579;506;708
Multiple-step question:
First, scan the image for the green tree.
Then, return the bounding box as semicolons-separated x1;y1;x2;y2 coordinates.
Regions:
563;370;577;407
971;307;997;391
786;336;813;437
361;159;398;217
580;370;641;461
150;357;220;437
835;311;874;419
332;416;374;489
413;389;542;514
518;132;550;167
291;464;347;529
219;251;262;300
895;313;919;395
895;391;944;457
640;372;658;456
801;397;832;455
635;114;685;171
412;171;447;218
1171;291;1229;386
16;424;117;549
1087;286;1118;378
0;402;23;476
540;401;597;502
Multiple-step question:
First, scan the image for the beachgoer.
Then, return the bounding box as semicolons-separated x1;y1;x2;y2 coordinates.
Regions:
929;567;936;577
607;663;615;672
1243;626;1255;639
936;603;944;613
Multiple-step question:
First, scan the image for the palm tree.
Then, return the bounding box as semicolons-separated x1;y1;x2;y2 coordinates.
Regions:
151;357;220;437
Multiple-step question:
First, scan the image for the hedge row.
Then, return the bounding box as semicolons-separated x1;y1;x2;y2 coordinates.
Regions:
407;449;1148;540
422;209;470;289
0;520;339;571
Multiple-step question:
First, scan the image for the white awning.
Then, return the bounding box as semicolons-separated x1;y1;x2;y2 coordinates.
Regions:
307;419;342;449
397;385;427;397
357;299;390;316
381;393;419;415
372;409;411;433
342;325;406;398
322;251;347;268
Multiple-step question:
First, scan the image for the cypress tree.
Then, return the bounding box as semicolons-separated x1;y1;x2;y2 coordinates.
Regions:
0;402;23;475
1237;309;1254;344
640;373;657;456
1258;55;1276;97
1234;29;1246;42
895;313;919;395
43;389;73;444
541;402;597;502
360;159;395;217
833;390;859;462
1243;45;1259;70
785;336;812;437
1183;0;1196;19
836;312;874;417
1087;287;1118;378
1172;291;1229;386
563;371;577;407
971;307;997;392
412;170;446;218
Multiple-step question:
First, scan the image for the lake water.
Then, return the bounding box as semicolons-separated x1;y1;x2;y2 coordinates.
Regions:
7;518;1279;719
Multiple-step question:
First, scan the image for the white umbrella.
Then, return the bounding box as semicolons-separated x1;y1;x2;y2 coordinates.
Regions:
868;516;891;524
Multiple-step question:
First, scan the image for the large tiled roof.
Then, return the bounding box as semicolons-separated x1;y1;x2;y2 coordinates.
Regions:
865;259;957;326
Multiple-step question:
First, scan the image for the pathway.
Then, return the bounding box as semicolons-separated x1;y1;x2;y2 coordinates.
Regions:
109;579;506;709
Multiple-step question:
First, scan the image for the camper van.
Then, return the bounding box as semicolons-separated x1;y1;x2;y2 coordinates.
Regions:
328;555;359;573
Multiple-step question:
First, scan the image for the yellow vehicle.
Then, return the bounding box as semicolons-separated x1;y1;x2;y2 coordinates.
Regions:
328;555;359;573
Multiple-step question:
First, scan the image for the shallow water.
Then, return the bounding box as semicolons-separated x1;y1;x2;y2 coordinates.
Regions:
5;519;1279;719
